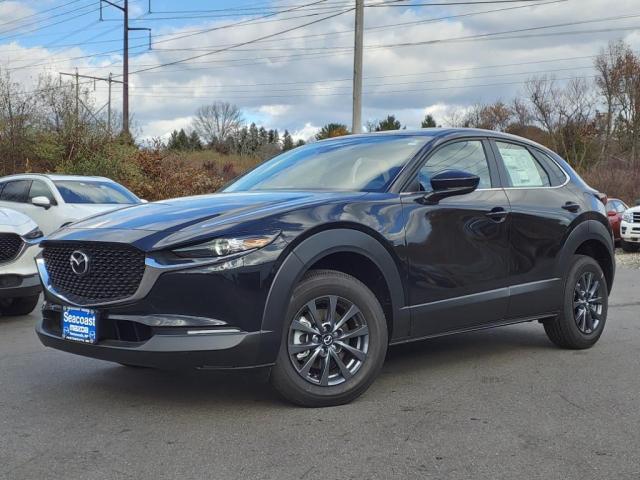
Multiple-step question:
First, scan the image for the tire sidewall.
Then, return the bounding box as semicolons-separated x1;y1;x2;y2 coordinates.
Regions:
561;256;608;346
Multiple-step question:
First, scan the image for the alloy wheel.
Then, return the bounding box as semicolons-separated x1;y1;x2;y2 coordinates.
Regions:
573;271;603;334
288;295;369;386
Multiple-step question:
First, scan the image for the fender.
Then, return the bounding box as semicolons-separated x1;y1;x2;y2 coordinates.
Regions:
556;219;615;289
258;229;408;363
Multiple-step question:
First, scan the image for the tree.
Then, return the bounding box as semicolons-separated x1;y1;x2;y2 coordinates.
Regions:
421;114;437;128
316;123;349;140
192;101;243;146
188;131;203;150
282;130;294;151
375;115;402;131
296;139;306;147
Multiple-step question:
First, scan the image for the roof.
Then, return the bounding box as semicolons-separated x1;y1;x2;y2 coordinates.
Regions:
321;127;553;153
0;173;111;182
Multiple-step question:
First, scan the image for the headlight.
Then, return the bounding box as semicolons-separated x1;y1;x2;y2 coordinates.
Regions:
622;211;633;223
172;233;279;258
22;227;44;240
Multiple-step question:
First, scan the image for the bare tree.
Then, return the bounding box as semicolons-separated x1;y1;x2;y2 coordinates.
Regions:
192;101;243;146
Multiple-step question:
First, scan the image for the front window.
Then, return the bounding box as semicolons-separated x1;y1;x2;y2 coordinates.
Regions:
54;180;139;204
224;135;431;192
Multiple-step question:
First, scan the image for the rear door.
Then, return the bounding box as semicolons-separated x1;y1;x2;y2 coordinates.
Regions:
490;140;579;319
401;138;512;337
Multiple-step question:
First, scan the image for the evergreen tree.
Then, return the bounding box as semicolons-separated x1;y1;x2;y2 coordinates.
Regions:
421;114;437;128
188;131;203;150
273;129;280;146
167;130;180;150
248;122;259;153
375;115;402;131
267;129;275;144
296;139;306;147
258;126;268;147
282;130;294;151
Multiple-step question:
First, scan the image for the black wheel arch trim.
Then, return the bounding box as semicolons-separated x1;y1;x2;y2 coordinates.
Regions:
557;219;615;292
259;228;408;363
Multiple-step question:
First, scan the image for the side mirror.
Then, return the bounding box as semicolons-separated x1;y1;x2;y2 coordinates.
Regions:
31;196;51;209
422;170;480;204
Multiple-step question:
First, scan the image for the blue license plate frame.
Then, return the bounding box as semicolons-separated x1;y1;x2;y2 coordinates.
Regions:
62;307;98;344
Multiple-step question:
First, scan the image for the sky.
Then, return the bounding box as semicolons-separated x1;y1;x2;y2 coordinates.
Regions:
1;0;640;141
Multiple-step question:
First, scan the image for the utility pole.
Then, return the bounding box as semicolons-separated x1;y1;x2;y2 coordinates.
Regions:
352;0;364;134
100;0;151;136
74;68;79;126
59;71;123;134
107;73;112;134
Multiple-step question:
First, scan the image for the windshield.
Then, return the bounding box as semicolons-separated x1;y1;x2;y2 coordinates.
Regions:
224;135;430;192
54;180;140;204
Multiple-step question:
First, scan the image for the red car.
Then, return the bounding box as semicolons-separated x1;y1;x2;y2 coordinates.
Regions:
606;198;628;242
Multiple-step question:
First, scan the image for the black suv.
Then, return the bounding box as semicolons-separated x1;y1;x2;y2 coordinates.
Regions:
36;129;614;407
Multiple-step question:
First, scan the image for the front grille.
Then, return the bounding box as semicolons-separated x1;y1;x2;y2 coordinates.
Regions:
633;212;640;223
42;242;146;304
0;233;23;262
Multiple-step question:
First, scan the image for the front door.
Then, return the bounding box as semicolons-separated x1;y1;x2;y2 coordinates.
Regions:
401;139;512;337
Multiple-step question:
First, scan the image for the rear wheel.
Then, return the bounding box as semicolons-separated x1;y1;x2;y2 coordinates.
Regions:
543;255;607;349
621;240;640;252
0;295;39;316
270;269;388;407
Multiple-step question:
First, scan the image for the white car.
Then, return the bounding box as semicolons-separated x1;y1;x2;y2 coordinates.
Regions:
0;208;43;315
0;174;142;235
621;205;640;252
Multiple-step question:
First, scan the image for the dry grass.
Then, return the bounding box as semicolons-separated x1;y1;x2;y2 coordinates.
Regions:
168;150;262;173
580;162;640;205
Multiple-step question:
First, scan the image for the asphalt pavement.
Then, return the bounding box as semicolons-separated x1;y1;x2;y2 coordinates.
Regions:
1;268;639;480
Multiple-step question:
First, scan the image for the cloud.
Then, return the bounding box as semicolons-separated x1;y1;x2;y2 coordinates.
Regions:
2;0;640;137
0;2;36;31
292;122;319;142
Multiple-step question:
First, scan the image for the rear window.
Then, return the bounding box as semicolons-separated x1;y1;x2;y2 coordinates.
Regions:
54;180;139;204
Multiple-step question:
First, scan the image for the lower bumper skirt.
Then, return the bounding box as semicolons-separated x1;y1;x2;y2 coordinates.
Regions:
35;321;278;370
0;274;41;299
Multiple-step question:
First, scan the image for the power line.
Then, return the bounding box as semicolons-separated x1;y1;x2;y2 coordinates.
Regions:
0;0;89;30
128;5;354;75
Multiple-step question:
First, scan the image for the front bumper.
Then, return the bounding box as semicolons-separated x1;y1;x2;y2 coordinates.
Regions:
620;221;640;242
35;239;286;369
0;273;41;299
36;303;279;369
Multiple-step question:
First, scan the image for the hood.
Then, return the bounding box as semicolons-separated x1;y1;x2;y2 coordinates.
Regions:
65;191;367;234
0;207;37;233
65;203;130;220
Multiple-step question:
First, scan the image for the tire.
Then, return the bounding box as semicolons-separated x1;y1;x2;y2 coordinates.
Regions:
270;269;388;407
0;295;39;316
621;240;640;253
543;255;608;349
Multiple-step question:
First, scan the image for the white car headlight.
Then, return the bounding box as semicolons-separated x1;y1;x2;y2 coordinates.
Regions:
622;211;633;223
172;233;279;258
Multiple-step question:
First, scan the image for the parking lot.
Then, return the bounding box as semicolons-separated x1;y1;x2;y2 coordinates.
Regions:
1;265;638;480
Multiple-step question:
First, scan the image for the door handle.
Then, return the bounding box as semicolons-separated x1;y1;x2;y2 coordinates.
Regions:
562;202;581;213
486;207;508;223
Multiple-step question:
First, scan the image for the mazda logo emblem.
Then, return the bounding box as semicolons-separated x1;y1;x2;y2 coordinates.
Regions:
69;250;90;276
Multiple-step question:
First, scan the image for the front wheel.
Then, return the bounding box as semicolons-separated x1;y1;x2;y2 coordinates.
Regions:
270;270;388;407
543;255;608;349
